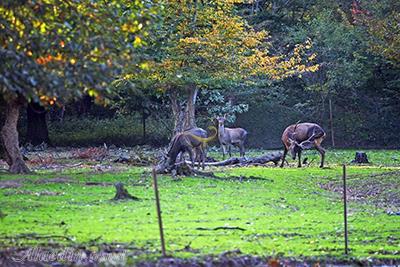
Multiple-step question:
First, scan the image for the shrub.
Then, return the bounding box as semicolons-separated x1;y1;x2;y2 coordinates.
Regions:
48;115;171;147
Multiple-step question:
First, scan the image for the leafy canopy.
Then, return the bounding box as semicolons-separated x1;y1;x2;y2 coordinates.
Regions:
0;0;158;105
123;0;318;93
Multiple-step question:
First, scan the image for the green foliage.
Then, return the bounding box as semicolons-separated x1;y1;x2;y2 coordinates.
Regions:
0;0;158;103
361;0;400;65
198;90;249;122
46;115;170;147
238;1;400;148
119;1;317;129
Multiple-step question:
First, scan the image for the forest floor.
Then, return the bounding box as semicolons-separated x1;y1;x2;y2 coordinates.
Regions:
0;148;399;266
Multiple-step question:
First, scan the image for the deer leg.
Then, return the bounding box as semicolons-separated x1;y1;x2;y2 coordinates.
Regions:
201;145;206;170
239;142;245;157
297;150;302;168
221;145;226;159
193;148;198;169
196;147;202;170
228;145;232;158
187;148;195;169
315;145;326;168
197;146;203;170
280;147;288;168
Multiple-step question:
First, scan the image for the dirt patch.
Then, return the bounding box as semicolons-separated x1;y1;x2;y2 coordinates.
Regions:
84;181;114;186
319;171;400;210
136;255;400;267
34;177;74;184
3;190;64;196
1;248;399;267
0;179;23;189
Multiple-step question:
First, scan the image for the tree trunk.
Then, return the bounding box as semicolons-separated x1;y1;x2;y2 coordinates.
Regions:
169;90;185;136
112;182;139;201
169;86;198;136
26;102;50;145
352;152;369;164
164;86;199;166
1;99;30;173
183;86;198;130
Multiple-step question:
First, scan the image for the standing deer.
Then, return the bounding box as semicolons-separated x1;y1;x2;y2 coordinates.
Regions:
167;127;216;169
280;122;326;168
216;116;248;158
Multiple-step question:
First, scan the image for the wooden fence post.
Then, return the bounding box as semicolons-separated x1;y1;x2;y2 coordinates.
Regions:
343;164;349;255
152;167;166;257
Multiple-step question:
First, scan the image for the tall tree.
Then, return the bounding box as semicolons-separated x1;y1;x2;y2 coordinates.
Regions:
358;0;400;66
0;0;157;173
123;0;318;136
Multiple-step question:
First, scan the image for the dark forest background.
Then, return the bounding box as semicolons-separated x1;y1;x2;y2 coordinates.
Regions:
1;0;399;149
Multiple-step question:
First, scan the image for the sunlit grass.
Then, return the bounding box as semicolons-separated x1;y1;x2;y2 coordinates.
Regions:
0;149;399;262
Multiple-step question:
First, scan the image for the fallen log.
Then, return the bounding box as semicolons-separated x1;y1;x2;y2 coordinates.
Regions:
185;152;283;167
155;152;283;175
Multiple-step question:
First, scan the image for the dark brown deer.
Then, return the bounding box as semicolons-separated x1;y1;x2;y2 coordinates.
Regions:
280;122;326;168
216;116;248;158
167;127;216;169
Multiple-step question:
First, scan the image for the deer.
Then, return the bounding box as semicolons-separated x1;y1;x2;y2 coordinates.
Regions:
280;122;326;168
167;127;216;170
216;115;248;159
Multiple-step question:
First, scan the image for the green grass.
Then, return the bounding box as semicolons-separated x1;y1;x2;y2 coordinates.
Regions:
0;149;399;263
208;147;400;166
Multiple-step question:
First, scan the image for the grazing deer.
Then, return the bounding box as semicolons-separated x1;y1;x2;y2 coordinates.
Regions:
167;127;216;169
280;122;326;168
216;116;248;158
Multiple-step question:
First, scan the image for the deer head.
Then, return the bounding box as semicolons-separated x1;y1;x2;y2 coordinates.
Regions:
216;115;226;128
288;130;317;159
288;135;301;160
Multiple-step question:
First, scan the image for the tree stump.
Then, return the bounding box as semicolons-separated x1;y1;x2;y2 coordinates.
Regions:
112;182;139;201
352;151;369;164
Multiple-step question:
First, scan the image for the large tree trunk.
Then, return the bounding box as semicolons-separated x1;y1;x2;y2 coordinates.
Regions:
26;102;50;145
160;86;199;171
169;86;198;136
1;99;30;173
184;86;198;130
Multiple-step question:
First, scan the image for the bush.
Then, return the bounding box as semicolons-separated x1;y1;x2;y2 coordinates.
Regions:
48;115;171;147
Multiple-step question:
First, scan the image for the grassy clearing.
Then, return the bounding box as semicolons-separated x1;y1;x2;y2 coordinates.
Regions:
208;147;400;167
0;149;399;263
